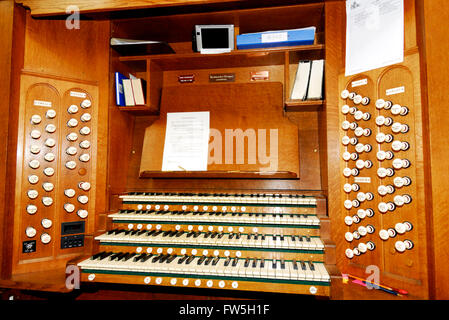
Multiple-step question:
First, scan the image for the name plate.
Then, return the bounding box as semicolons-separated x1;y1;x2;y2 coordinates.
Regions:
209;73;235;83
250;71;269;81
351;79;367;87
354;177;371;184
386;86;405;96
33;100;52;107
178;74;195;83
70;91;87;98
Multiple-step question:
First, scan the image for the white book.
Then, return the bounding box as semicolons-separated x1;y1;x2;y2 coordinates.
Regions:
122;79;135;106
306;59;324;100
131;78;146;105
290;60;311;100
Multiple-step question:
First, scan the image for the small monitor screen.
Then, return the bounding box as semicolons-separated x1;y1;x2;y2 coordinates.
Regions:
201;28;229;49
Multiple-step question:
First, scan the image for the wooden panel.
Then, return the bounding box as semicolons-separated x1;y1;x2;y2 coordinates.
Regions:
0;0;17;279
336;52;429;299
20;0;251;16
124;113;321;192
1;1;27;280
0;11;110;291
417;0;449;300
12;72;99;274
80;272;330;296
323;0;345;294
139;82;300;178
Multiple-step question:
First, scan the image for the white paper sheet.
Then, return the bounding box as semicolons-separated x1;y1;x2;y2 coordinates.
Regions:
345;0;404;76
162;111;210;171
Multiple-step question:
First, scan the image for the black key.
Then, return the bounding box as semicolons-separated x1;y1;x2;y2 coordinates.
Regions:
204;256;214;266
280;259;285;269
123;253;137;261
130;230;139;236
186;255;195;264
291;235;296;242
178;254;189;264
236;233;241;240
187;231;194;238
260;258;265;268
133;253;146;262
153;230;163;236
197;255;207;265
224;257;231;267
162;230;171;237
169;231;177;237
306;236;311;242
280;235;284;241
194;231;201;238
116;252;129;261
204;232;212;239
100;252;113;260
152;254;163;263
159;254;171;263
229;233;235;239
292;260;298;270
146;230;156;236
107;229;117;235
308;261;315;271
211;232;218;239
91;251;105;260
114;229;125;235
141;253;153;262
272;260;277;269
212;257;220;266
300;261;306;271
232;257;238;267
252;259;257;268
244;258;250;268
137;230;146;236
109;252;123;261
217;232;224;239
176;231;184;237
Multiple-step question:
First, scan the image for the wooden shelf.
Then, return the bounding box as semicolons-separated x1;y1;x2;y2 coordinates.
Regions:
284;100;325;112
0;268;72;293
117;105;159;115
140;170;298;179
119;44;324;64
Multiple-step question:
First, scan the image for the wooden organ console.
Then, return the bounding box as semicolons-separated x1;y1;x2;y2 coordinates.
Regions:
0;0;448;301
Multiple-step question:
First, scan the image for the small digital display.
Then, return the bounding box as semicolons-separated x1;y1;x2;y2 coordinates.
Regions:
201;28;229;49
61;221;85;235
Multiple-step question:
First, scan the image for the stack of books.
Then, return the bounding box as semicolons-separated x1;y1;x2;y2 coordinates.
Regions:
290;59;324;101
115;72;146;107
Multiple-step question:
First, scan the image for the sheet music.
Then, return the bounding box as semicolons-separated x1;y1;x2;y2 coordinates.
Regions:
162;112;210;171
345;0;404;76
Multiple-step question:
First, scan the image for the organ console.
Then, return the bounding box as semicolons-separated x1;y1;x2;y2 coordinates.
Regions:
0;0;448;301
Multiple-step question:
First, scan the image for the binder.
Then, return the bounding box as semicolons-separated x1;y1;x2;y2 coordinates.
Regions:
115;72;127;106
236;27;316;50
131;78;146;105
290;61;312;100
122;79;135;106
306;59;324;100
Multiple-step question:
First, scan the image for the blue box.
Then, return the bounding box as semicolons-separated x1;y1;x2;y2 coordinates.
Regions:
236;27;316;50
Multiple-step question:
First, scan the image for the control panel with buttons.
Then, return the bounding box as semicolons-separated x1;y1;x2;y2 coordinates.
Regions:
338;54;426;294
12;73;98;274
